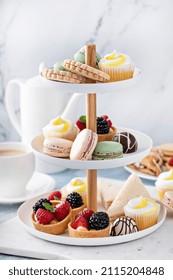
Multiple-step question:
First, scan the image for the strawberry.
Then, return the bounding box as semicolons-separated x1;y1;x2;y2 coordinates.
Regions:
169;158;173;166
76;120;86;131
101;115;109;120
75;209;94;221
71;216;89;230
55;201;70;221
48;190;62;200
36;208;54;225
107;119;112;127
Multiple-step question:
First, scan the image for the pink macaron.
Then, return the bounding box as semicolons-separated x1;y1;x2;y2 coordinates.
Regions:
43;137;73;158
70;129;98;160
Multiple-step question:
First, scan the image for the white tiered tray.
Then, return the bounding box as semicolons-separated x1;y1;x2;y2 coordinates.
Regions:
31;127;152;170
39;68;141;94
17;178;166;247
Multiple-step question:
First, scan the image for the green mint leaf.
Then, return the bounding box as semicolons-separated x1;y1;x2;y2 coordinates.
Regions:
79;115;86;123
43;202;55;212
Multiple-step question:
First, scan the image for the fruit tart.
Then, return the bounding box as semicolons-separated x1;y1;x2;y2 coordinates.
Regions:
68;210;110;238
76;115;116;142
66;192;85;221
31;198;71;235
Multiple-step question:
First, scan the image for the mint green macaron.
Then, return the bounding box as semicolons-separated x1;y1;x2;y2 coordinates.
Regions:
92;141;123;160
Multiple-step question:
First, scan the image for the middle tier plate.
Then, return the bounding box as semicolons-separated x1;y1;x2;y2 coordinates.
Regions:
31;127;152;170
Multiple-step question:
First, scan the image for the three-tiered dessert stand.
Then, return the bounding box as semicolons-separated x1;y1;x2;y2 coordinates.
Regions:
18;44;166;246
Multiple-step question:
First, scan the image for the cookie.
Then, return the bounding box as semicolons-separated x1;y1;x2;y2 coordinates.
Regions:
128;164;157;176
63;59;110;82
158;143;173;157
165;158;173;171
42;68;89;83
140;152;163;176
128;148;163;177
162;155;172;162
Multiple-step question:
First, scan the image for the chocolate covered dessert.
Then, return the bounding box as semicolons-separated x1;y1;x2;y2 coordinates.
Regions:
113;132;138;154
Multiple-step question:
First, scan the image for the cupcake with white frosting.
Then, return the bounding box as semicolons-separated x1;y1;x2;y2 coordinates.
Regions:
43;116;77;141
124;196;160;230
155;169;173;200
62;178;87;206
98;50;134;82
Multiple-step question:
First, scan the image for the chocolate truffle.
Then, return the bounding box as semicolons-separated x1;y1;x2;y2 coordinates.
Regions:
113;132;138;154
110;216;138;236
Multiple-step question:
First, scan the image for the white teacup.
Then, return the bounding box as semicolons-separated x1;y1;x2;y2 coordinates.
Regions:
0;142;35;198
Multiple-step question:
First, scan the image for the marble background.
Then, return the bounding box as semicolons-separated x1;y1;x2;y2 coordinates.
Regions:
0;0;173;145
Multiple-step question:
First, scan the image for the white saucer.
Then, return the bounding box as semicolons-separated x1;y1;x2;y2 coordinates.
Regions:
124;166;158;181
0;172;56;204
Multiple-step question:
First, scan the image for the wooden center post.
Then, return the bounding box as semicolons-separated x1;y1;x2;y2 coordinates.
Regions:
85;44;97;212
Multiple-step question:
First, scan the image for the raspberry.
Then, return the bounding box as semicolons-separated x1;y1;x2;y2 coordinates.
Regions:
66;192;83;209
48;190;62;200
32;198;52;213
36;208;54;225
101;115;109;120
107;119;112;127
169;158;173;166
76;120;86;131
89;211;109;230
101;115;112;128
75;209;94;221
55;201;70;221
71;216;89;230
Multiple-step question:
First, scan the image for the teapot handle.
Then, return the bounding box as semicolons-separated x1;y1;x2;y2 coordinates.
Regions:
5;79;25;136
61;93;83;122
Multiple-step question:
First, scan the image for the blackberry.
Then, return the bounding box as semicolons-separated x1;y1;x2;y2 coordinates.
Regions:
32;198;52;213
89;211;109;230
97;117;109;134
66;192;83;209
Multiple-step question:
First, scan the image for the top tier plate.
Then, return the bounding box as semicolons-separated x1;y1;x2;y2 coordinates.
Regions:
39;68;141;94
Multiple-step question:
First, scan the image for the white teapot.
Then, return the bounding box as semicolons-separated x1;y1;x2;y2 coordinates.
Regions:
5;75;82;173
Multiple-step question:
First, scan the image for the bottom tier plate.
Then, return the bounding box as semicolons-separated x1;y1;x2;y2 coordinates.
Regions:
17;178;166;247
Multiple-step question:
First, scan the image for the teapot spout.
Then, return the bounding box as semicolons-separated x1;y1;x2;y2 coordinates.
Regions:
61;93;83;123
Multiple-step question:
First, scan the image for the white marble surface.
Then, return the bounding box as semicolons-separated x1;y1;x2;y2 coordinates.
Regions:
0;0;173;144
